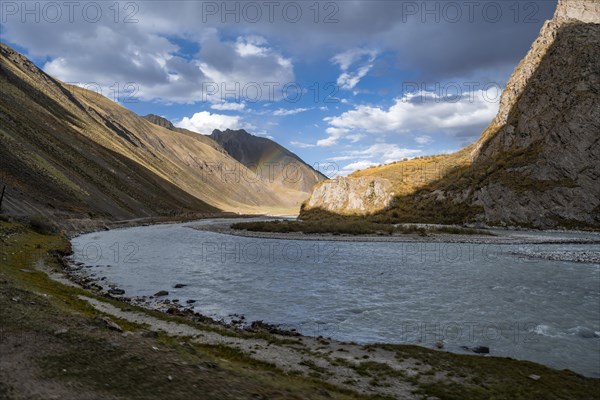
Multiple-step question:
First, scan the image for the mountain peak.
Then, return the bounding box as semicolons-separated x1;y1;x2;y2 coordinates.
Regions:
211;128;251;137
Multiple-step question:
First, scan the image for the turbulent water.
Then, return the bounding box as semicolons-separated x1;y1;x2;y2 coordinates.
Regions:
71;220;600;377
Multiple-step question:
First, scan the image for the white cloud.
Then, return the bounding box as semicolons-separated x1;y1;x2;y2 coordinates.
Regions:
176;111;249;134
316;137;339;147
2;0;555;106
331;48;377;71
339;160;379;176
319;89;499;145
254;131;274;139
273;107;310;116
198;33;294;102
210;102;246;111
346;134;366;143
315;127;350;147
352;143;421;164
331;48;378;90
290;141;316;148
38;29;294;104
234;35;269;57
415;135;433;145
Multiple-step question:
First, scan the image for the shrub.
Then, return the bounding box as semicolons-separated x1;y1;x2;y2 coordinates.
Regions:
28;215;58;235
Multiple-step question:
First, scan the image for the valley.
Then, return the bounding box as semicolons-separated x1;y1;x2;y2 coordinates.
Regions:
1;1;599;399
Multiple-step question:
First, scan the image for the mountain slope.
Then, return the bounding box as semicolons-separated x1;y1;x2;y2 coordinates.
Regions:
0;43;312;221
210;129;327;193
142;114;224;151
302;0;600;229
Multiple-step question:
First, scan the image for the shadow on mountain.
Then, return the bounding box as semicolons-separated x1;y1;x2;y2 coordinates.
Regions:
302;22;600;229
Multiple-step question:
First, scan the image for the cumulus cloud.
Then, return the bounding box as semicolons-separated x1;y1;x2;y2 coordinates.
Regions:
331;48;378;90
1;0;555;100
339;160;379;176
319;88;499;145
4;9;294;104
197;33;294;102
176;111;250;134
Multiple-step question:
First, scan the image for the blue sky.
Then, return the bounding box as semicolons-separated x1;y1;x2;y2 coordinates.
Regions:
1;1;556;176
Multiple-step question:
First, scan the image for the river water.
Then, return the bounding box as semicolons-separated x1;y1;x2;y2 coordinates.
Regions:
70;220;600;377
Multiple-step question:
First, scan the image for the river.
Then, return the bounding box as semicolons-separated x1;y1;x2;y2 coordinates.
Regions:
70;219;600;377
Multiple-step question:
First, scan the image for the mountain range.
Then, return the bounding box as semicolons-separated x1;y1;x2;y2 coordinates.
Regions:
1;0;598;230
0;44;324;224
303;0;600;229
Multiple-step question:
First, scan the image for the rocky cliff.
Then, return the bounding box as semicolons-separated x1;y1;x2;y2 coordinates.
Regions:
305;177;394;214
469;0;600;227
303;0;600;228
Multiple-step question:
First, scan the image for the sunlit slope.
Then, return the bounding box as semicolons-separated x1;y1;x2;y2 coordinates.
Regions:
302;7;600;228
350;149;474;197
210;129;327;193
0;42;302;219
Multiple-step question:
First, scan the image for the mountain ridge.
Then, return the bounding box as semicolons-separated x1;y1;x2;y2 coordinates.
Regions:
210;128;327;193
302;0;600;229
0;42;320;223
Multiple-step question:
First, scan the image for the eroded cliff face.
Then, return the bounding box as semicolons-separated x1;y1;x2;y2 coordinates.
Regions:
305;177;394;214
476;0;600;148
554;0;600;22
469;0;600;227
303;0;600;228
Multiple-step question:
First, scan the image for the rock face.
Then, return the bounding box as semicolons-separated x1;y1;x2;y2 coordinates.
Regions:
476;0;600;138
303;0;600;228
143;114;175;130
305;177;394;214
554;0;600;23
470;0;600;227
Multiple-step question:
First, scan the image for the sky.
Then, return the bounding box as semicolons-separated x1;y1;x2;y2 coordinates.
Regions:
0;0;557;176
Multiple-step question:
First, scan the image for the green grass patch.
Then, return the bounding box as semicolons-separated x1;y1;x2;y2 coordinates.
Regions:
232;220;494;236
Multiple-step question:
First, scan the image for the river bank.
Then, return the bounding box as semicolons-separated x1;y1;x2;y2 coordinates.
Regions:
191;218;600;247
3;219;599;399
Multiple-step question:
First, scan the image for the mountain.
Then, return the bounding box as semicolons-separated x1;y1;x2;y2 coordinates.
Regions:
302;0;600;229
0;43;317;223
210;129;327;193
142;114;223;151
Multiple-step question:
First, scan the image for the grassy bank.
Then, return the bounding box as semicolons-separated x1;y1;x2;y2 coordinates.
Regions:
1;220;597;400
231;219;493;236
0;220;374;400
